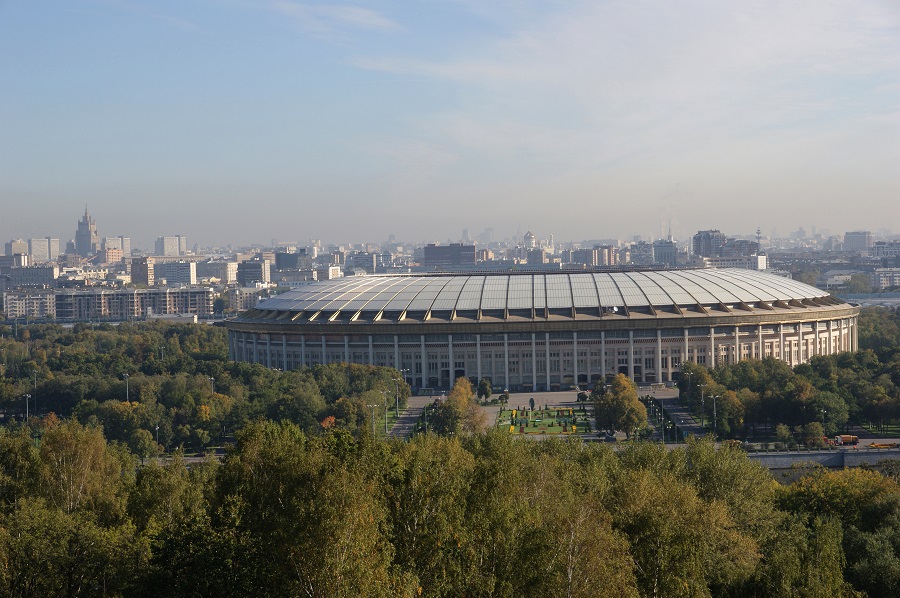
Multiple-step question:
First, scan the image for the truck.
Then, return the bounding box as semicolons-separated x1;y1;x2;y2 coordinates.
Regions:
834;434;859;446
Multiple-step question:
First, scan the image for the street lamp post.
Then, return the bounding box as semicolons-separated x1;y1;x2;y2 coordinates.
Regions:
712;395;719;437
32;370;37;416
24;394;31;420
381;391;389;435
367;404;379;437
392;378;402;418
123;373;130;402
209;377;215;395
699;383;707;428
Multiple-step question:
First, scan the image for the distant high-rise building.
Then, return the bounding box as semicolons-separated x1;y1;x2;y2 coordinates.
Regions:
75;207;100;257
164;261;197;286
844;231;874;252
423;243;476;270
237;259;271;286
196;261;238;284
524;230;537;250
47;238;60;261
571;248;599;267
5;239;28;256
652;240;677;268
28;238;50;262
103;236;131;257
692;230;726;257
131;257;155;286
155;235;186;256
274;250;309;271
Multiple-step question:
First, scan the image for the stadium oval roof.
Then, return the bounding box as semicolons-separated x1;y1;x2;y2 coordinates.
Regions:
235;269;848;325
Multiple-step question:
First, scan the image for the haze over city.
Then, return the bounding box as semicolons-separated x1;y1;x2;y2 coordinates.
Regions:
2;0;899;247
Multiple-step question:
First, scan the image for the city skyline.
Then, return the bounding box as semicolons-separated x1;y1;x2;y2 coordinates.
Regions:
0;204;897;255
2;1;899;246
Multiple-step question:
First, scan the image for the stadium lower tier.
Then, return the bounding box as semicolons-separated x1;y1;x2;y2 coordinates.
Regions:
226;314;858;391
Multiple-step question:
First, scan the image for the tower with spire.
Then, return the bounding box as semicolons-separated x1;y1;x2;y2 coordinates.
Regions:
74;206;100;257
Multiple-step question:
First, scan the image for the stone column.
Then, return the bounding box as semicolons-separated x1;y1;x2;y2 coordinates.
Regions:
798;325;804;364
684;329;690;364
320;336;326;364
531;333;537;390
504;333;510;390
545;332;551;390
734;326;740;364
421;335;427;388
779;325;785;361
476;334;482;383
344;335;349;364
628;330;635;381
300;335;306;365
600;331;606;382
448;335;454;386
656;330;663;383
573;332;579;387
758;325;764;359
368;337;374;365
394;335;400;370
709;327;716;367
282;335;288;371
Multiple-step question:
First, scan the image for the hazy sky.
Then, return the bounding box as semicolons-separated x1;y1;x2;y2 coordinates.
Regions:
2;0;899;249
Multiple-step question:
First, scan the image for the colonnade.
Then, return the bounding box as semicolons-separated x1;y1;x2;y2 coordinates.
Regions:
228;316;857;390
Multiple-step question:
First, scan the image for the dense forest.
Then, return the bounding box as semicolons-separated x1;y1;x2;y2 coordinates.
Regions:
1;421;899;596
0;310;898;596
0;321;409;454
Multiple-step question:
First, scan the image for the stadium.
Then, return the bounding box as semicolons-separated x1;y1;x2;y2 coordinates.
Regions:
225;269;859;392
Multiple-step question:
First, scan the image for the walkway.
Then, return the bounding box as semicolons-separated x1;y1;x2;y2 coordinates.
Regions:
387;395;434;438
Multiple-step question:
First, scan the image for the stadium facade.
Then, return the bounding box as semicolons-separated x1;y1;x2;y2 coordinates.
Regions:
225;269;859;391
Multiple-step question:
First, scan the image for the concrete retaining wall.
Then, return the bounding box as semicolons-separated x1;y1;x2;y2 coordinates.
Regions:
748;448;900;469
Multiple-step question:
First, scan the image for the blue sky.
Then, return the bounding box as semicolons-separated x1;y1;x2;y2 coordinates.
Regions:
1;0;899;249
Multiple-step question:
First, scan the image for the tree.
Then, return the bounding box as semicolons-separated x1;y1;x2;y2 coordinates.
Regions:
37;419;126;519
775;423;793;447
800;422;825;448
431;378;486;436
477;378;492;401
592;374;647;438
848;273;872;294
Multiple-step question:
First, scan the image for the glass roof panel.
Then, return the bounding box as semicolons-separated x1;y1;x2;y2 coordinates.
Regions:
610;273;650;306
658;271;718;304
383;278;433;311
507;275;534;309
593;274;624;307
431;276;469;310
684;269;749;302
456;276;486;310
760;272;827;298
546;275;573;308
569;273;600;308
640;272;696;305
481;276;509;310
700;269;775;302
407;278;452;311
337;278;406;311
629;272;676;306
533;275;547;309
251;269;836;317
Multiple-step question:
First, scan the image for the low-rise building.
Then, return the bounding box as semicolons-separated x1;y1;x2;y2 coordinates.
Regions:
871;268;900;290
3;291;56;319
8;265;59;288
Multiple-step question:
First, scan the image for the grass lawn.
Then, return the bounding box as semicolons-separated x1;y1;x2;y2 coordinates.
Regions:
498;407;592;435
